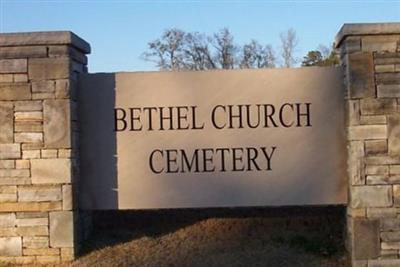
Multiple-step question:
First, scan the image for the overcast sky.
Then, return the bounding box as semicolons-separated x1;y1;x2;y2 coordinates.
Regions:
1;0;399;72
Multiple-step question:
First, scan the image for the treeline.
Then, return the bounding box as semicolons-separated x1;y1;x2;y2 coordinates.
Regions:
141;28;339;71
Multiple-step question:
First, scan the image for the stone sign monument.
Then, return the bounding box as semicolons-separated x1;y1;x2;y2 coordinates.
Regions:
78;68;346;209
0;23;399;267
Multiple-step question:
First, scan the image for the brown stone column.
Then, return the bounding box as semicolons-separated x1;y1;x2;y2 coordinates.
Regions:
336;23;400;267
0;32;90;264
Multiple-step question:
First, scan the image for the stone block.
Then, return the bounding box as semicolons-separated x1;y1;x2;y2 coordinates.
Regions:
382;242;400;250
0;160;14;169
13;74;28;82
28;58;70;80
381;231;400;242
360;98;397;115
0;237;22;256
378;85;400;98
36;255;60;264
31;159;71;184
0;144;21;159
347;208;366;218
0;83;30;100
15;122;43;133
16;218;48;227
16;218;49;227
347;52;375;99
0;191;17;202
0;178;30;186
376;73;400;85
0;213;16;227
351;260;367;267
50;211;74;247
366;165;389;175
348;141;365;185
32;80;55;93
14;101;42;112
0;102;13;143
0;169;29;177
49;45;88;64
351;185;392;208
390;165;400;174
22;150;40;159
390;175;400;183
360;115;386;125
16;212;48;219
375;52;400;60
348;125;387;140
0;201;61;212
22;236;48;248
393;185;400;206
23;247;60;256
61;247;74;261
15;160;29;169
362;35;399;52
352;218;380;260
32;92;55;99
55;79;70;99
375;64;395;73
365;156;400;165
43;99;71;148
62;185;72;210
341;37;361;53
41;149;58;158
0;256;34;264
388;114;400;156
16;226;48;236
22;144;43;152
347;100;360;126
377;58;400;65
58;149;72;158
0;46;47;59
18;186;62;202
14;111;42;122
14;132;43;143
0;228;17;237
381;218;400;231
0;74;13;82
367;208;396;218
369;259;400;267
0;59;27;73
366;175;389;185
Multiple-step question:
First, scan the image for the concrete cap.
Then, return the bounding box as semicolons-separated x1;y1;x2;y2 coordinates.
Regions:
0;31;91;54
335;23;400;48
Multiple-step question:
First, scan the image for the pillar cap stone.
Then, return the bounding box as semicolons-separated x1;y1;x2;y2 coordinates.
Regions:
0;31;90;54
335;23;400;48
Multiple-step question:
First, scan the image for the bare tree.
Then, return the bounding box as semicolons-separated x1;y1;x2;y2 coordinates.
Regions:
142;27;281;71
141;28;186;70
182;32;216;70
280;28;299;67
240;40;276;69
212;28;237;69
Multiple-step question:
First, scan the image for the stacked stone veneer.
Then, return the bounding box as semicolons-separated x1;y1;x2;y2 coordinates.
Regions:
0;32;90;264
336;23;400;267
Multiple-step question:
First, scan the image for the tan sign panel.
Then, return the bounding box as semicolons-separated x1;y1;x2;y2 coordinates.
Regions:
78;67;346;209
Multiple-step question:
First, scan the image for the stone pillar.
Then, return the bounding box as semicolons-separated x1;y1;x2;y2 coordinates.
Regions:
336;23;400;266
0;32;90;264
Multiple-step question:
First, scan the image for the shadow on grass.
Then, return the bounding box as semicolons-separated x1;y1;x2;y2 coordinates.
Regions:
80;205;346;260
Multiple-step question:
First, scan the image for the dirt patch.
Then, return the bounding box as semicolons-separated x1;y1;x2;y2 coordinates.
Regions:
73;206;349;267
